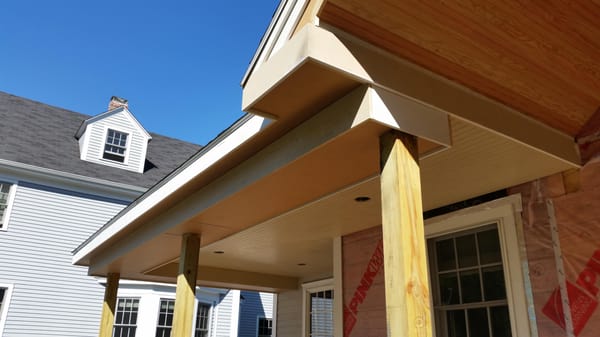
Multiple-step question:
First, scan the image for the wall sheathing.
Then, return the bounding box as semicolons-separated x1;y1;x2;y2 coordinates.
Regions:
509;158;600;337
340;158;600;337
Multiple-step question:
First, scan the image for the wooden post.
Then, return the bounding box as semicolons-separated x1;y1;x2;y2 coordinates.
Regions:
172;233;201;337
379;131;432;337
98;272;120;337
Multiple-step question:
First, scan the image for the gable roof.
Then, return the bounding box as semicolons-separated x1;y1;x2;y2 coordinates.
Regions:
0;91;202;189
74;106;153;140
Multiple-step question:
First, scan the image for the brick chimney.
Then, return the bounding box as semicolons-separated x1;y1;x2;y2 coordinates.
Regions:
108;96;128;110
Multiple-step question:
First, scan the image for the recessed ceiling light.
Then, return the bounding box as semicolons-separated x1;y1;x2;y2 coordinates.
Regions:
354;196;371;202
297;263;306;266
213;251;225;254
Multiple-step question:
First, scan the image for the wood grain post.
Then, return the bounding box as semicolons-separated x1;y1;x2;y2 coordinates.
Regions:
172;233;201;337
98;272;120;337
379;131;432;337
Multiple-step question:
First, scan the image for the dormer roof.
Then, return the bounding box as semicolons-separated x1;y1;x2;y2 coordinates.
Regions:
75;106;152;140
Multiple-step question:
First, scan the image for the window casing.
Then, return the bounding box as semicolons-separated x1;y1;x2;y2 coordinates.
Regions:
425;195;532;337
0;285;13;335
302;279;334;337
194;302;211;337
0;181;16;230
156;299;175;337
257;317;273;337
113;298;139;337
103;129;128;163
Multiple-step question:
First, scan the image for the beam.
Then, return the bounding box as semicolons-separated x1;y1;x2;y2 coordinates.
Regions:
243;24;579;166
172;233;200;337
379;131;431;337
98;273;119;337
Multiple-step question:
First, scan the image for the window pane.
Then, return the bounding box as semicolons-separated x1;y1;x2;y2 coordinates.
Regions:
490;305;512;337
310;290;333;337
456;234;478;268
114;298;139;337
478;229;502;264
446;309;467;337
467;308;490;337
436;239;456;271
438;272;460;305
483;266;507;301
460;269;482;303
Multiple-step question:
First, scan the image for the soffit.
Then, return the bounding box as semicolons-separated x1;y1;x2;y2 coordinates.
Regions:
90;116;575;289
320;0;600;137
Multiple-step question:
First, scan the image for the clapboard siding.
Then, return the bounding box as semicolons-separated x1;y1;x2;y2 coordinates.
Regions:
238;291;274;337
0;181;128;337
276;288;303;337
214;291;235;337
82;110;148;173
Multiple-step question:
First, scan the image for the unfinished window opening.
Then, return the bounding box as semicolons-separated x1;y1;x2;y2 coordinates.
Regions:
258;317;273;337
113;298;139;337
103;129;128;163
194;302;210;337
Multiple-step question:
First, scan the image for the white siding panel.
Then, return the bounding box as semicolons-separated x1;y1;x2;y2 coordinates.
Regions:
276;289;302;337
0;181;128;337
238;291;274;337
82;110;149;173
214;291;234;337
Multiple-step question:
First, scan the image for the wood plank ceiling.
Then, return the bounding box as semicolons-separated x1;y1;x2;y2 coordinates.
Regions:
319;0;600;137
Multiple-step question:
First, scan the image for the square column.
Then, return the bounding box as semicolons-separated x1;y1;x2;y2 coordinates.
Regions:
379;131;432;337
98;272;120;337
172;233;201;337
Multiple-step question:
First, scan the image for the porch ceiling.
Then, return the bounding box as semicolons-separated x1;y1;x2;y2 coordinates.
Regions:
87;114;574;291
319;0;600;137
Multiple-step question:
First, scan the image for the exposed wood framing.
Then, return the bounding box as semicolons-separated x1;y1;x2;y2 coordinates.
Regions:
98;273;120;337
172;233;201;337
379;131;432;337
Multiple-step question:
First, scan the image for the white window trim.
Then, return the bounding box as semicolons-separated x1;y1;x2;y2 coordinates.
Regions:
0;179;18;232
424;194;532;337
100;126;131;165
301;278;334;337
193;300;213;337
0;283;14;336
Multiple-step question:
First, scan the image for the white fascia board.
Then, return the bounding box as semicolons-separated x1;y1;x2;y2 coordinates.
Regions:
0;159;144;201
73;114;271;265
241;0;309;88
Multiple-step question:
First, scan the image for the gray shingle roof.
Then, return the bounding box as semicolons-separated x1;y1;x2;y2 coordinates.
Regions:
0;91;202;189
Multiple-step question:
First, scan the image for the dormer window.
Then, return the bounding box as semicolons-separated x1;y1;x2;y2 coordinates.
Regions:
103;129;128;163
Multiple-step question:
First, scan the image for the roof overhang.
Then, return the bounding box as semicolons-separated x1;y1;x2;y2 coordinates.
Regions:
74;16;582;292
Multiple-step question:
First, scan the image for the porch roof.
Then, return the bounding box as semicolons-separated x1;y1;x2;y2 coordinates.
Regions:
73;0;588;292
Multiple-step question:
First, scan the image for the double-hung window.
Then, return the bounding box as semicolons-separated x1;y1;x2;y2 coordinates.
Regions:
113;298;139;337
156;299;175;337
0;285;13;334
0;181;15;230
194;303;211;337
303;280;334;337
425;196;531;337
103;129;128;163
257;317;273;337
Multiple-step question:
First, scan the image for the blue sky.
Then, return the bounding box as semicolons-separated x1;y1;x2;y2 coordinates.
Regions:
0;1;280;145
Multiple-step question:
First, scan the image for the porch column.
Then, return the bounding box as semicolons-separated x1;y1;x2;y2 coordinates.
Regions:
172;233;201;337
98;272;120;337
379;131;432;337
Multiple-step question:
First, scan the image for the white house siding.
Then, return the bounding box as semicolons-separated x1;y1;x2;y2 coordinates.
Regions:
0;181;128;337
213;290;236;337
238;291;274;337
84;110;148;173
275;289;302;337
